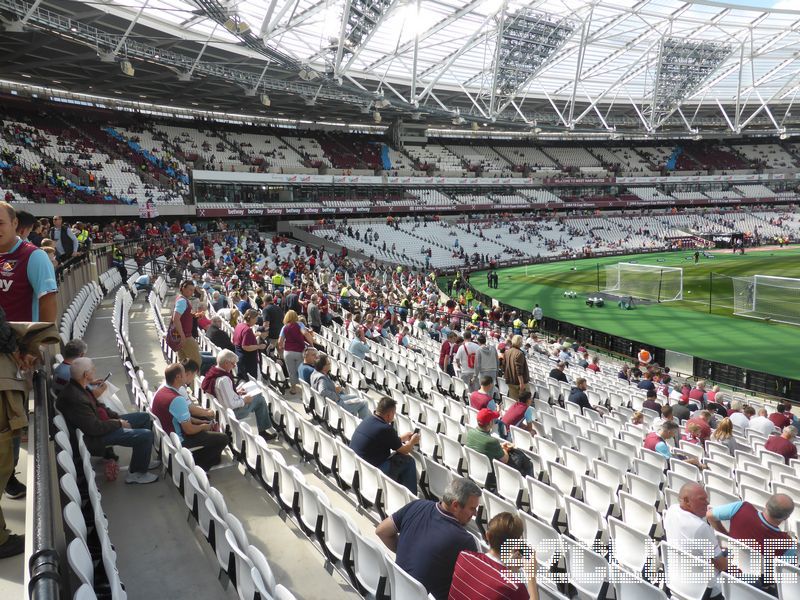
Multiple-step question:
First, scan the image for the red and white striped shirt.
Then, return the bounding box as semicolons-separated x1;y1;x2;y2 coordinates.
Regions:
449;551;529;600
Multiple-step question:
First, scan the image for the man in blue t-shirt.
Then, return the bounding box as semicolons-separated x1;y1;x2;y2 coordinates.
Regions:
163;363;227;472
349;397;420;493
375;478;482;600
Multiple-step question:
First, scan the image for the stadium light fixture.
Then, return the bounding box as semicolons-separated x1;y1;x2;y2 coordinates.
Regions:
492;9;574;111
373;110;382;123
260;94;271;108
120;60;135;77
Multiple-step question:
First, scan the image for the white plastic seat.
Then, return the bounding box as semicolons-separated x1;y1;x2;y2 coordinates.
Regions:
527;477;564;528
349;525;390;598
74;583;98;600
608;516;659;575
319;501;355;566
565;496;607;548
580;474;616;518
295;472;326;537
660;541;715;600
519;511;563;575
335;439;359;492
248;545;277;600
619;491;660;539
547;460;578;499
386;560;431;600
562;534;610;600
464;446;494;488
775;558;800;600
610;565;668;600
274;585;297;600
422;456;453;501
494;459;526;506
382;475;416;518
355;455;383;511
439;434;465;474
67;538;94;587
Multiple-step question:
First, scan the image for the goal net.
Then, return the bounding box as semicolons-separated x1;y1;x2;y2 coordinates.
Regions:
732;275;800;326
602;262;683;302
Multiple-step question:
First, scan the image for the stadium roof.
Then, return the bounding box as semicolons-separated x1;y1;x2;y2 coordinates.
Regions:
3;0;800;135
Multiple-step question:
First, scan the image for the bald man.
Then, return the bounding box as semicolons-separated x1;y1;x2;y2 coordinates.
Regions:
663;483;727;599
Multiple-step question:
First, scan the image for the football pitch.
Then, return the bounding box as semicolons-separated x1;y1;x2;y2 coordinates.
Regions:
470;247;800;380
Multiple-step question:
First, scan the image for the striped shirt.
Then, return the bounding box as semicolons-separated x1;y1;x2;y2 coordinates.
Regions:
449;551;529;600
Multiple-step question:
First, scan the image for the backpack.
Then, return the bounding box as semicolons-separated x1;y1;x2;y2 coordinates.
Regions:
465;347;476;369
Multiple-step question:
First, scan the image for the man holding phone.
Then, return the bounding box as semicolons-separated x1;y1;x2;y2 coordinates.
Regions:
349;396;420;494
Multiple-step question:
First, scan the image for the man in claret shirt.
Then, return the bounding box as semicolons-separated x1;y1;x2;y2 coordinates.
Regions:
0;202;57;323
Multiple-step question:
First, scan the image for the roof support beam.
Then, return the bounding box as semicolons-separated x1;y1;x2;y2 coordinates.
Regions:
113;0;150;57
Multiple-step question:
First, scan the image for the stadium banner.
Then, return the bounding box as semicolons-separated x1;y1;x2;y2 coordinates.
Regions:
194;192;789;218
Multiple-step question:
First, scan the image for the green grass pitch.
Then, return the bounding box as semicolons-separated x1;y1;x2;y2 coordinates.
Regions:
470;247;800;379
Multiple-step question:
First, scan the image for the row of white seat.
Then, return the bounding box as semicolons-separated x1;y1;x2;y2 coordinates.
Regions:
60;282;102;346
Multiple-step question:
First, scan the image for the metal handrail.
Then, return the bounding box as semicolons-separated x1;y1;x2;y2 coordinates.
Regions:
27;370;61;600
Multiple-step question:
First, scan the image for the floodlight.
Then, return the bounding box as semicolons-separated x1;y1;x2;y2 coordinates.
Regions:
120;60;135;77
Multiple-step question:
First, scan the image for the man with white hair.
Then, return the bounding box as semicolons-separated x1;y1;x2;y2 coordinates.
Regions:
749;407;777;438
200;349;277;441
56;357;159;484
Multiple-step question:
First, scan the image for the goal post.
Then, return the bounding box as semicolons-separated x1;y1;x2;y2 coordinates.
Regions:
733;275;800;326
602;262;683;303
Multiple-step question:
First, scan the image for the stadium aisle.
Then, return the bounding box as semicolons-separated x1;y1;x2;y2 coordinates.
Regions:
0;446;25;597
149;290;364;599
85;295;239;600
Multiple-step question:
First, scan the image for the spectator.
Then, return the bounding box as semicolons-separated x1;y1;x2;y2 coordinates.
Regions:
637;372;656;392
644;421;704;469
474;334;498;393
200;350;277;441
171;279;202;367
688;380;707;405
307;294;322;333
211;290;227;312
768;403;793;430
642;388;662;413
439;331;457;375
729;404;754;431
764;426;798;464
261;293;284;353
53;339;87;394
152;363;227;471
50;215;79;260
375;478;482;600
749;408;776;438
310;354;369;419
706;493;795;594
682;422;703;445
0;308;58;555
501;389;535;433
548;361;568;384
449;512;538;600
297;346;319;385
56;357;159;484
15;210;36;242
710;418;737;455
705;392;728;418
469;376;497;411
453;330;480;392
134;271;154;294
206;315;235;353
503;335;529;400
663;483;727;599
587;356;601;373
347;328;371;360
277;309;314;395
671;396;697;422
686;410;713;444
349;397;420;494
567;378;593;413
233;309;267;382
466;408;531;478
0;202;57;323
651;404;675;434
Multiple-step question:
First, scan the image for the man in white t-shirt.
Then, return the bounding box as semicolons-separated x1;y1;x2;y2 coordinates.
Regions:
749;408;777;438
454;330;481;392
663;483;727;599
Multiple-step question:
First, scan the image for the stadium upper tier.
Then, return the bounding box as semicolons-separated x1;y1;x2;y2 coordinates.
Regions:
4;103;800;208
312;209;800;269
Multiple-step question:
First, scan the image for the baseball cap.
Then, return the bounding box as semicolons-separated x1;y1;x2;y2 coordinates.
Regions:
477;408;500;427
